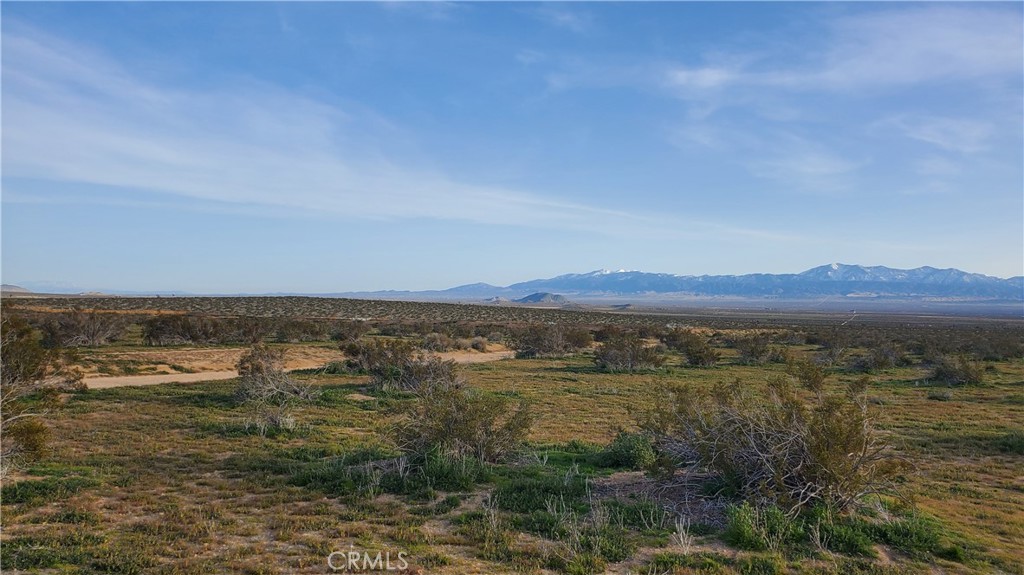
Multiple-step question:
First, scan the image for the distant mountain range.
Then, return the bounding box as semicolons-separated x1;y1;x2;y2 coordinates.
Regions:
7;265;1023;308
339;264;1023;303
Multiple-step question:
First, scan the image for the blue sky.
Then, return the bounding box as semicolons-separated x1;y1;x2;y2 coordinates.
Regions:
2;2;1022;293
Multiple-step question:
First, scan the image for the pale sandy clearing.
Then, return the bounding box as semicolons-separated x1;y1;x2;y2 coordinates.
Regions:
83;350;514;389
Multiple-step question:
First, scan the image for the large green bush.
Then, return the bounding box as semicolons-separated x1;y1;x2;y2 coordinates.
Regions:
600;432;657;470
391;383;532;463
662;329;720;367
594;334;665;372
344;339;463;393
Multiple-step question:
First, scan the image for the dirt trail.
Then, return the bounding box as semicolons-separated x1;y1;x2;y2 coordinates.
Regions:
83;350;514;389
85;371;240;389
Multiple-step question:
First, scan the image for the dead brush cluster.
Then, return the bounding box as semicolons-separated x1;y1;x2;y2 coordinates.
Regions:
643;374;908;514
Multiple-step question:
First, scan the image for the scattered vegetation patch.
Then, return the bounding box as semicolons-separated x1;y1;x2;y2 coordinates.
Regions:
929;355;985;386
663;328;721;367
594;333;666;372
994;430;1024;455
2;475;99;506
4;298;1022;574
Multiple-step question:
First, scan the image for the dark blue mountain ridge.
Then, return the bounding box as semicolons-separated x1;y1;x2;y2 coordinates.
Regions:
9;264;1021;302
442;263;1023;300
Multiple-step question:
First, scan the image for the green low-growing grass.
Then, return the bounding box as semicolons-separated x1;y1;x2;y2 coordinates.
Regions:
2;315;1021;575
2;475;100;506
492;465;590;514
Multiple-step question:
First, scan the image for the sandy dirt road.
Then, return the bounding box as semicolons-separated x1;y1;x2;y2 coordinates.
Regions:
83;350;514;389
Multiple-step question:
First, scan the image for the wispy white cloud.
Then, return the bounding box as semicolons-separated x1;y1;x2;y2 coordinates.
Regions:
879;115;994;154
659;5;1020;192
664;6;1022;97
1;24;790;246
818;7;1022;89
377;1;461;22
747;139;864;194
912;156;961;178
516;49;546;66
670;120;863;194
665;66;738;91
531;6;594;34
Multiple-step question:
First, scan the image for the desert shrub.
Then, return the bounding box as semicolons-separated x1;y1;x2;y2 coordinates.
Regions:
328;319;370;343
391;383;532;463
642;376;907;513
470;336;489;352
732;333;772;365
786;358;828;394
375;322;407;337
663;328;720;367
970;332;1024;361
814;328;851;366
594;334;665;372
367;341;462;393
510;324;577;358
274;318;328;343
600;432;657;470
767;345;793;364
39;310;125;347
1;313;83;478
235;344;318;433
564;328;594;350
847;342;908;373
141;315;186;345
342;339;461;392
341;338;409;372
929;355;984;386
593;325;625;342
686;341;722;367
422;332;454;352
141;314;233;345
230;316;276;344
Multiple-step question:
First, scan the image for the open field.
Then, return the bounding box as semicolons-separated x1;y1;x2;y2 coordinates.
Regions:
9;295;1021;329
81;350;515;389
2;297;1022;574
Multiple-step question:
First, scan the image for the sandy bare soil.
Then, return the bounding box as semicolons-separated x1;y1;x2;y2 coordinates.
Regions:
83;349;514;389
435;349;515;364
85;371;240;389
78;346;343;376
